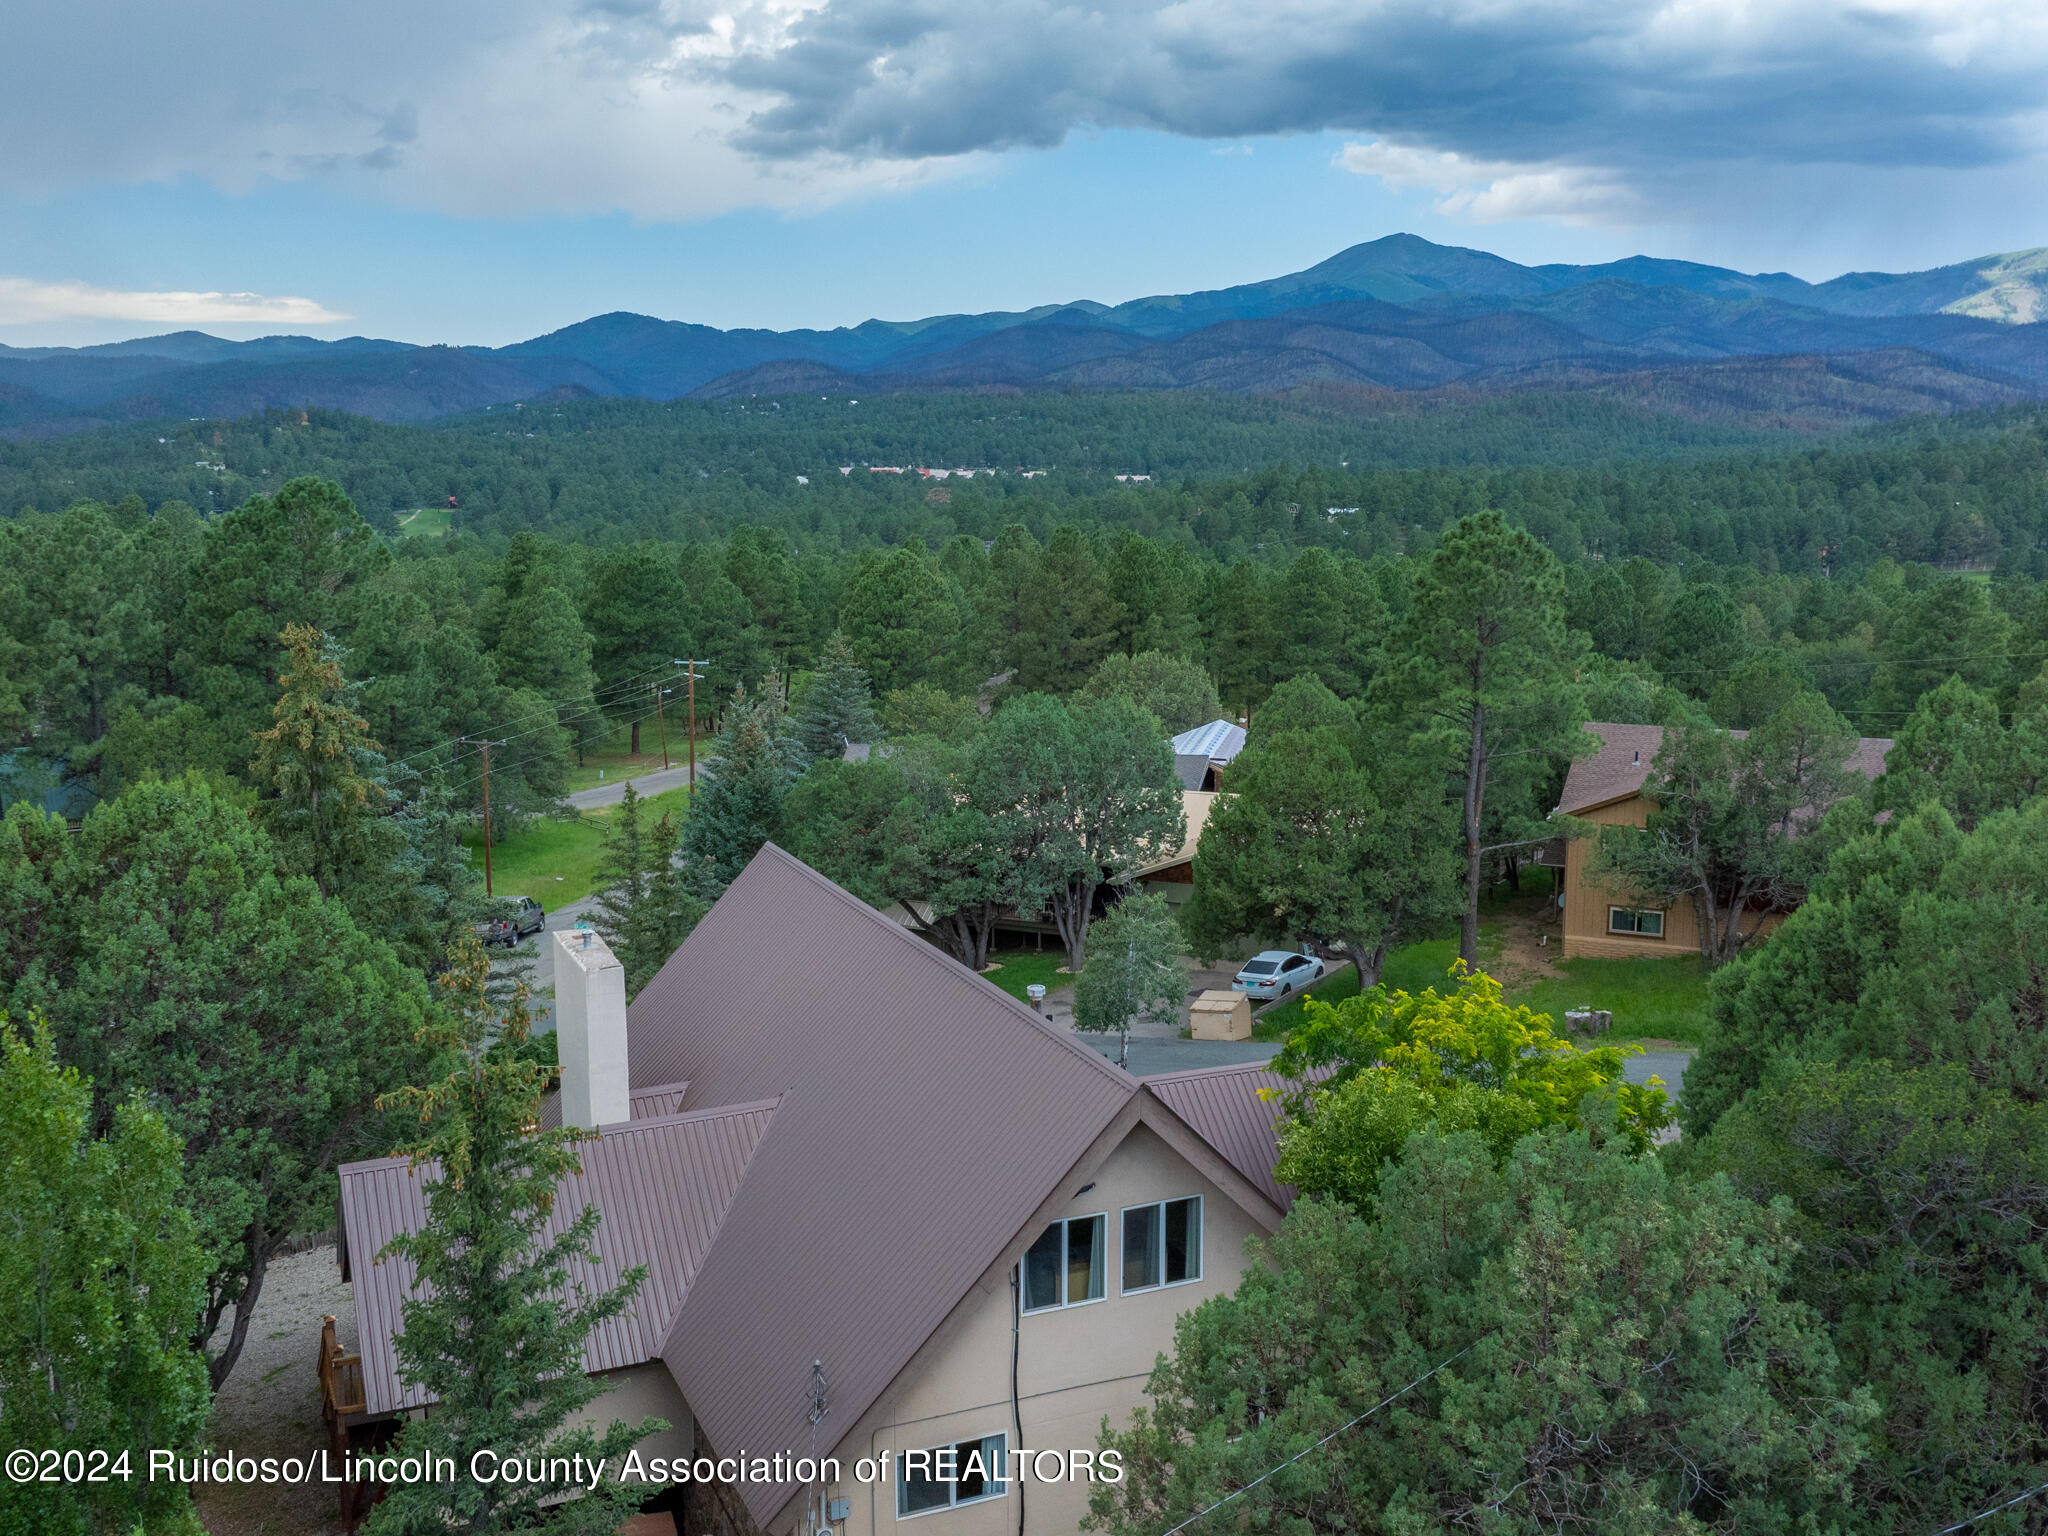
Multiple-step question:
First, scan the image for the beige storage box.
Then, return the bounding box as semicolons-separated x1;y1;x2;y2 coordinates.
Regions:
1189;989;1253;1041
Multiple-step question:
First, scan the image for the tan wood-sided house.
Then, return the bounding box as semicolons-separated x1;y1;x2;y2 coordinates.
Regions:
1550;721;1893;960
333;844;1297;1536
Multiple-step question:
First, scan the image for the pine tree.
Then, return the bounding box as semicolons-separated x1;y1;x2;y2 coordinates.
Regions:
249;622;388;900
365;945;660;1536
792;629;882;762
681;686;797;895
591;781;652;951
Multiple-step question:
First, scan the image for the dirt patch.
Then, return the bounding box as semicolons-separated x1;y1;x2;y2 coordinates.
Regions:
198;1246;356;1536
1487;893;1566;990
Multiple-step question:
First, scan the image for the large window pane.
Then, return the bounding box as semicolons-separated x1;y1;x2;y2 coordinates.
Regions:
898;1454;950;1515
1165;1198;1200;1283
1023;1224;1062;1311
1068;1213;1105;1302
1123;1205;1161;1291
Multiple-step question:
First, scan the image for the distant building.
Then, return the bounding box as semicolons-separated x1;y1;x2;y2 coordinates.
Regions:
1168;719;1247;791
1549;721;1892;959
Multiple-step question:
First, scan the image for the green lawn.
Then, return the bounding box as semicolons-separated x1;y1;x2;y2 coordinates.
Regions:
564;720;698;793
1251;931;1709;1045
977;948;1071;1003
394;506;452;538
462;783;693;905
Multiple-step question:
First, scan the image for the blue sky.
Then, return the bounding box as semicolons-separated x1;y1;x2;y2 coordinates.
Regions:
5;0;2047;347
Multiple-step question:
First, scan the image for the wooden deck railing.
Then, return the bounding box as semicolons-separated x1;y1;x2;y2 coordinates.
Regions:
318;1315;368;1419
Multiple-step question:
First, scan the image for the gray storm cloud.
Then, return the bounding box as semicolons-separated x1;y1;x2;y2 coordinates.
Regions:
2;0;2044;221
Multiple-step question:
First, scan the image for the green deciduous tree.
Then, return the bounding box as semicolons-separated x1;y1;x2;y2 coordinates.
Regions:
1073;892;1188;1069
1077;650;1221;735
0;1018;210;1536
1185;677;1456;987
1383;511;1582;966
1090;1123;1863;1536
1269;966;1669;1208
1586;692;1865;967
365;945;659;1536
969;694;1183;971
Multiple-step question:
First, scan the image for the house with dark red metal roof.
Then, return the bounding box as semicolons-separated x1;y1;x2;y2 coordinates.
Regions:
1551;721;1892;959
333;843;1296;1536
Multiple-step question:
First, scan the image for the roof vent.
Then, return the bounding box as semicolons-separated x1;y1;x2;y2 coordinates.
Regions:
1632;750;1640;765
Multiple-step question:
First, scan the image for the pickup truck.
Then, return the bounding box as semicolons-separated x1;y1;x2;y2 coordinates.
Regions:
479;896;547;947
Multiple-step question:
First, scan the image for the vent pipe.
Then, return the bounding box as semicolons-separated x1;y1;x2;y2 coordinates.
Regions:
554;927;630;1129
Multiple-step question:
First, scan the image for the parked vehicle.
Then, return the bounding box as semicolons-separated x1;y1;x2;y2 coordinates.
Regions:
479;895;547;947
1231;949;1324;1000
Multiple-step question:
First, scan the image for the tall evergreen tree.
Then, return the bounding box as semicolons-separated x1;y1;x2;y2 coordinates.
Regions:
250;622;388;901
792;630;882;761
681;686;797;895
1383;512;1581;967
365;945;659;1536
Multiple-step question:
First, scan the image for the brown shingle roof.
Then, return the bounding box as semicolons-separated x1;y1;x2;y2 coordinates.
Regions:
1143;1060;1299;1213
632;846;1140;1525
339;1098;778;1416
1555;721;1894;815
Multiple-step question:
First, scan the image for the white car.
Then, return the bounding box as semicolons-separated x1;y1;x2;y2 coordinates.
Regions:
1232;950;1324;1001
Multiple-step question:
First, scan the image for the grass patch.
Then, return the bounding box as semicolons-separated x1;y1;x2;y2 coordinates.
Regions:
1246;926;1708;1045
563;719;702;793
395;505;453;538
1514;956;1711;1046
978;948;1070;1003
462;784;692;906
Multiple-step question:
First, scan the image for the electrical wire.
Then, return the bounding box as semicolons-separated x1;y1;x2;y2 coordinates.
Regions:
1152;1331;1494;1536
1928;1479;2048;1535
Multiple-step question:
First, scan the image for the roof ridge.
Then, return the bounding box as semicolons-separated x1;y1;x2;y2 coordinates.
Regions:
749;844;1141;1091
594;1094;783;1136
1139;1058;1283;1084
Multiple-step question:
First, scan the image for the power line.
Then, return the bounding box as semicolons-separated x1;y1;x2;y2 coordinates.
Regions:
1153;1332;1494;1536
1929;1479;2048;1535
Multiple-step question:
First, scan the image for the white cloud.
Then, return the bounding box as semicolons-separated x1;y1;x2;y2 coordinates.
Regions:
0;278;348;326
1334;140;1639;225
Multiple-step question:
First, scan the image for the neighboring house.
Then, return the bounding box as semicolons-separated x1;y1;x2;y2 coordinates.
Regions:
1120;788;1216;907
1553;721;1892;960
335;845;1294;1536
1169;719;1246;791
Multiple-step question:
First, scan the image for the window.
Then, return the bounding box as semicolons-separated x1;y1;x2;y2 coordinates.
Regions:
1240;961;1276;975
897;1434;1007;1518
1607;907;1665;938
1022;1214;1106;1310
1123;1197;1202;1292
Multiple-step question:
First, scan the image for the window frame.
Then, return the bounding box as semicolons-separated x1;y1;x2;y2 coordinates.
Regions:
1020;1212;1108;1313
895;1432;1009;1520
1607;906;1666;939
1120;1195;1204;1294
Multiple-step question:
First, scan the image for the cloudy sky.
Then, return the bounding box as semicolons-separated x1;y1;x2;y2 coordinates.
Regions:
4;0;2046;345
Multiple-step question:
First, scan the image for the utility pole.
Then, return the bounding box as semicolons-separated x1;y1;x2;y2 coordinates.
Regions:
653;683;671;771
674;659;705;800
466;737;508;897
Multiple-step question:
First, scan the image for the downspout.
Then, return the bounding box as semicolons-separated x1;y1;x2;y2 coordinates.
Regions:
1011;1267;1026;1536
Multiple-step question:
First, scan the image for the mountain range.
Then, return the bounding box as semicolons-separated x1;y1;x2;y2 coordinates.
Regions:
6;234;2048;438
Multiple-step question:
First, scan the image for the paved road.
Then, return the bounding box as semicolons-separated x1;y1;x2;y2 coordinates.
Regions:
1627;1049;1693;1097
567;764;696;810
490;893;605;1033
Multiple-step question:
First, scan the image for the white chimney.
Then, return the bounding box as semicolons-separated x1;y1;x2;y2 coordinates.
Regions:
554;927;630;1130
